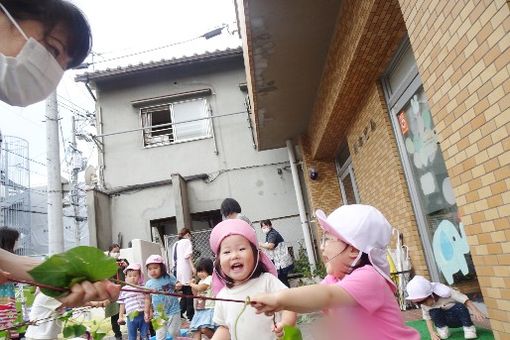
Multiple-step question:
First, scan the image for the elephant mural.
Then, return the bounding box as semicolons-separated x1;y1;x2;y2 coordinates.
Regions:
432;220;470;284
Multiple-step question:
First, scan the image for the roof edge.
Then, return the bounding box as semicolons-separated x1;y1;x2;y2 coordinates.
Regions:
75;47;243;83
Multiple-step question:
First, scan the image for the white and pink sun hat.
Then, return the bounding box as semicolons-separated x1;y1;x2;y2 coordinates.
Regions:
405;275;451;301
315;204;396;289
209;218;277;294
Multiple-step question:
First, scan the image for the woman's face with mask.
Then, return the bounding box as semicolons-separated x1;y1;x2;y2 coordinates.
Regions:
0;11;71;69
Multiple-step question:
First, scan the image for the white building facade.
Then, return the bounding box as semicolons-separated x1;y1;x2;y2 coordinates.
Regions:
77;48;311;258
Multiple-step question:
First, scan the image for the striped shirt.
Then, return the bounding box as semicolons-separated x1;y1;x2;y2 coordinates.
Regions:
118;286;146;315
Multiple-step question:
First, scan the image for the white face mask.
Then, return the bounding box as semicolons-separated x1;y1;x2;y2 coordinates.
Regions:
261;227;270;234
13;240;21;252
0;3;64;107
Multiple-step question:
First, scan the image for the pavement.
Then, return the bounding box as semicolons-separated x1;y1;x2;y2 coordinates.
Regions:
102;304;492;339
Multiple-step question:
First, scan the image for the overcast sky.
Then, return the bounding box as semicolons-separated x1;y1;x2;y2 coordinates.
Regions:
0;0;240;186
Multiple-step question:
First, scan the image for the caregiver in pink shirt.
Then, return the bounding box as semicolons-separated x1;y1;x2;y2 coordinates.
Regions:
251;204;419;340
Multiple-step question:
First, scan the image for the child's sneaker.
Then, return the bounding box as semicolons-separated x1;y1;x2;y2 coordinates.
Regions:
437;326;450;339
463;325;477;339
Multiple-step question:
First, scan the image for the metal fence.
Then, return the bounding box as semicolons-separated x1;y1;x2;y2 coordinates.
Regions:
164;229;214;267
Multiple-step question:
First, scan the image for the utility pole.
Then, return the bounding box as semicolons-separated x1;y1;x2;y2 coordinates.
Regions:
46;91;64;255
70;116;81;247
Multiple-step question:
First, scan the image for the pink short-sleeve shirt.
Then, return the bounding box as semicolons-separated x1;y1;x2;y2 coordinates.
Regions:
320;265;419;340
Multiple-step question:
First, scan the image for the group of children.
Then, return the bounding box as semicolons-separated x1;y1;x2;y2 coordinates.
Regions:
24;204;486;340
115;255;217;340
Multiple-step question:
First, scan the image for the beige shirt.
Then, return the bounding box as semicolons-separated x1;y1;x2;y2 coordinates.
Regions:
421;289;469;320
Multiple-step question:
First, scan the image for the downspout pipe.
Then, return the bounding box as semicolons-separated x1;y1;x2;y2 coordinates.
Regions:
286;139;316;271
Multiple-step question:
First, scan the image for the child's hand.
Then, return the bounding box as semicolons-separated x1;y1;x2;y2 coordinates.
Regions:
430;332;440;340
273;322;285;338
471;308;486;321
251;292;283;315
118;316;126;325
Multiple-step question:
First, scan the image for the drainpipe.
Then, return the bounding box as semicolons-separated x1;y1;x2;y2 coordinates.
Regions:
286;139;316;271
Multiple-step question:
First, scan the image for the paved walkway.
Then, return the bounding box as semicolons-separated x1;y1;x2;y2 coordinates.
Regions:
104;306;492;339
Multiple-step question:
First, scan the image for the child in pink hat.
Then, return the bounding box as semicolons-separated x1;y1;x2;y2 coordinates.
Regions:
117;263;150;340
251;204;420;340
209;219;296;340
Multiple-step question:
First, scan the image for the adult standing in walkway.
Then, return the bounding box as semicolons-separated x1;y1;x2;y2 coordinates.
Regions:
171;228;195;321
106;244;127;340
258;219;294;287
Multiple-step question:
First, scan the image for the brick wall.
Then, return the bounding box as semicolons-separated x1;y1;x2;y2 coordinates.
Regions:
300;137;342;216
398;0;510;336
346;84;430;277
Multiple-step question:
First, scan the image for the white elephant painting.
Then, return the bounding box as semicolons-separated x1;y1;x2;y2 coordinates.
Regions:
432;220;470;284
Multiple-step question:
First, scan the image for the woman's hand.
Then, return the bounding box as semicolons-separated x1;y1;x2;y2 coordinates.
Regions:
0;269;10;284
58;280;120;308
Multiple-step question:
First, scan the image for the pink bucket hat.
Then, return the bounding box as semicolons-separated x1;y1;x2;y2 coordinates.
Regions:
209;219;277;294
124;263;144;285
316;204;396;290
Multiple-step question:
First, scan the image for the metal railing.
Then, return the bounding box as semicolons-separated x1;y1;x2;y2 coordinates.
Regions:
164;229;214;268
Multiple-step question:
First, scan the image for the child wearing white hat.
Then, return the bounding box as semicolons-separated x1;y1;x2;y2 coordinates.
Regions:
251;204;419;339
406;275;485;339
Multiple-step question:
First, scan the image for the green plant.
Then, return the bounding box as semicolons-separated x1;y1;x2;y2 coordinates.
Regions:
293;243;326;279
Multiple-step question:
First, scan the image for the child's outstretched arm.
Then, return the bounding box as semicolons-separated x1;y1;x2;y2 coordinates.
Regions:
252;284;356;314
211;325;230;340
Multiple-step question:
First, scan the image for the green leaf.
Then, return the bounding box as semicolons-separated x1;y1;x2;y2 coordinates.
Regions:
92;331;107;340
29;246;117;297
151;317;166;330
128;310;139;320
282;325;303;340
63;324;87;338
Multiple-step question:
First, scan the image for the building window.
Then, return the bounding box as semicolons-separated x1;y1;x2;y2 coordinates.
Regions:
141;98;211;147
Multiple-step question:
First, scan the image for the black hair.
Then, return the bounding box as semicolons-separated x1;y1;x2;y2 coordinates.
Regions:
196;258;214;276
220;198;242;218
0;226;20;253
214;243;267;288
349;252;371;273
260;219;272;227
0;0;92;68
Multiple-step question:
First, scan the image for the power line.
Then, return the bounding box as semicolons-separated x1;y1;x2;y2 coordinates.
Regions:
1;206;87;219
90;35;202;65
0;147;46;166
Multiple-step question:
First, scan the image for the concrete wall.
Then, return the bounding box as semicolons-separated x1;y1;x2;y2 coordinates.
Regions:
87;189;112;250
93;57;303;256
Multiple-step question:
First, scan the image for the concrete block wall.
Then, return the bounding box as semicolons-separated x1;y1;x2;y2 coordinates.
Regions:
398;0;510;336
